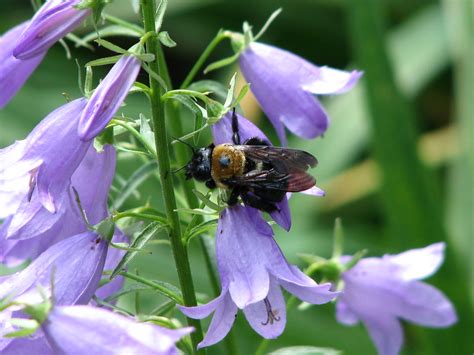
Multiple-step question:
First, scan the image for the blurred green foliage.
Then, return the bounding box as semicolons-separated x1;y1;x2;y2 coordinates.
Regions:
0;0;472;354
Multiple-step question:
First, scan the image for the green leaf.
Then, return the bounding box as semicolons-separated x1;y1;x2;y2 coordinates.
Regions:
85;54;123;67
104;283;154;302
203;52;240;74
110;222;165;280
174;208;218;216
81;25;142;45
185;219;218;243
254;8;282;41
158;31;177;48
95;39;127;54
269;346;342;355
155;0;168;32
231;83;250;108
120;271;183;304
224;73;237;107
192;190;222;211
187;80;228;101
112;160;158;209
139;113;156;154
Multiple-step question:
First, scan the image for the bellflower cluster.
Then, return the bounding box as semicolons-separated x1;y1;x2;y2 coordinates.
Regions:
239;42;362;145
336;243;457;355
180;205;338;348
0;0;90;108
0;17;148;350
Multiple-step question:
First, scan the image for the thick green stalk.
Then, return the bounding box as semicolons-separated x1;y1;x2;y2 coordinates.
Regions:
140;0;203;351
157;22;239;355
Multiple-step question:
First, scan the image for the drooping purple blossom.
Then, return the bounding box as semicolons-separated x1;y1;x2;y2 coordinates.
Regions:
0;145;117;266
0;98;90;214
13;0;91;60
42;305;192;354
336;243;457;355
180;205;338;348
0;231;108;352
212;112;324;231
239;42;362;145
0;22;46;109
78;55;141;141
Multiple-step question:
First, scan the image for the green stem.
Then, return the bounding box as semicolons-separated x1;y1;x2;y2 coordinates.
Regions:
140;0;204;352
180;30;231;89
162;41;240;355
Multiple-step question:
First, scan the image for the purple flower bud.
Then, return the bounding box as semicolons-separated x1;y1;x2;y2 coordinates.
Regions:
1;145;117;266
336;243;457;355
0;98;90;214
179;205;338;348
78;55;141;141
42;305;193;354
239;42;363;145
13;0;90;60
0;22;46;109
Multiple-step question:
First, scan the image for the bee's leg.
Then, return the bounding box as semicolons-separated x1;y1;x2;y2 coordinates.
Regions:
227;187;241;206
241;191;278;213
243;137;270;146
205;179;216;189
231;108;241;145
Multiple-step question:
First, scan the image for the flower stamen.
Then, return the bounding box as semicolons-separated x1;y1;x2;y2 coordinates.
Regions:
261;297;280;326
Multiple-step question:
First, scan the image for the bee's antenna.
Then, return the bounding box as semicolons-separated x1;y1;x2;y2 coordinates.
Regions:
172;164;187;174
172;136;196;154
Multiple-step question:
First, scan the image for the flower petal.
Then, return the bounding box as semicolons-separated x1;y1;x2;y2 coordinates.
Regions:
243;277;286;339
78;56;141;141
301;67;363;95
335;300;359;326
94;229;128;301
363;315;403;355
393;281;457;327
197;292;237;349
217;207;273;308
43;305;192;354
300;186;326;197
13;0;90;59
178;288;228;320
386;242;446;281
17;98;90;213
0;231;107;306
1;333;52;355
0;22;45;108
280;273;338;305
240;42;358;143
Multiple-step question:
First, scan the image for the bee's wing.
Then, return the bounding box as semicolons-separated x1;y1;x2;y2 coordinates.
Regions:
236;145;317;172
228;146;317;192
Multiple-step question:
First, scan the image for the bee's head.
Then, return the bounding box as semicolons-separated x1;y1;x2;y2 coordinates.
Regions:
185;146;213;181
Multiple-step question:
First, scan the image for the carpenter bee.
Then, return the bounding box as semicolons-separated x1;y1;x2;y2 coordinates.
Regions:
184;111;318;213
